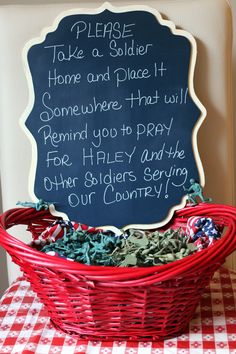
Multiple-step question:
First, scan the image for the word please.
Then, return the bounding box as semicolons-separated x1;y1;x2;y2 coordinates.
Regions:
71;21;136;39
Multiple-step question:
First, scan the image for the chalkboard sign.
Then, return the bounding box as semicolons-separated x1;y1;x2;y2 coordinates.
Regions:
22;3;206;229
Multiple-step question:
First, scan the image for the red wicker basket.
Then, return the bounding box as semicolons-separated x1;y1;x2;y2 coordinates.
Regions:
0;203;236;340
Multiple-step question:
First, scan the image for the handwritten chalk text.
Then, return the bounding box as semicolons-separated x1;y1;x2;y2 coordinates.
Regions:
38;124;88;148
39;92;122;121
44;44;85;63
71;21;135;40
82;146;137;166
84;169;136;188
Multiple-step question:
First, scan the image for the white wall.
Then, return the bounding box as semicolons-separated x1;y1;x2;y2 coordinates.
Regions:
0;184;8;296
230;0;236;190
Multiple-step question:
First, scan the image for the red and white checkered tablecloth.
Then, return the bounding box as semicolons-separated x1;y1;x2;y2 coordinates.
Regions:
0;267;236;354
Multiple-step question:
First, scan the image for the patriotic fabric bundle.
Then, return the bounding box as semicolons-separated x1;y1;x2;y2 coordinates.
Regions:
186;216;222;250
31;219;99;245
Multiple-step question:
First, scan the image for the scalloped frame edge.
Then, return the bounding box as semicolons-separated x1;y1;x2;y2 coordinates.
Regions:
20;1;206;234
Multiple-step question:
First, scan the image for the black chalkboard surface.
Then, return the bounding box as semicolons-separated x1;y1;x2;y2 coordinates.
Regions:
23;4;205;229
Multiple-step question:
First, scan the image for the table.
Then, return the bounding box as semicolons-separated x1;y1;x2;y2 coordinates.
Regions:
0;267;236;354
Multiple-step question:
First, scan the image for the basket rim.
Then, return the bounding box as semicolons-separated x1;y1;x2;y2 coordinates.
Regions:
0;203;236;285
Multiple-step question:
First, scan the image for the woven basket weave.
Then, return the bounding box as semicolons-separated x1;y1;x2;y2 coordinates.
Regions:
0;203;236;340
